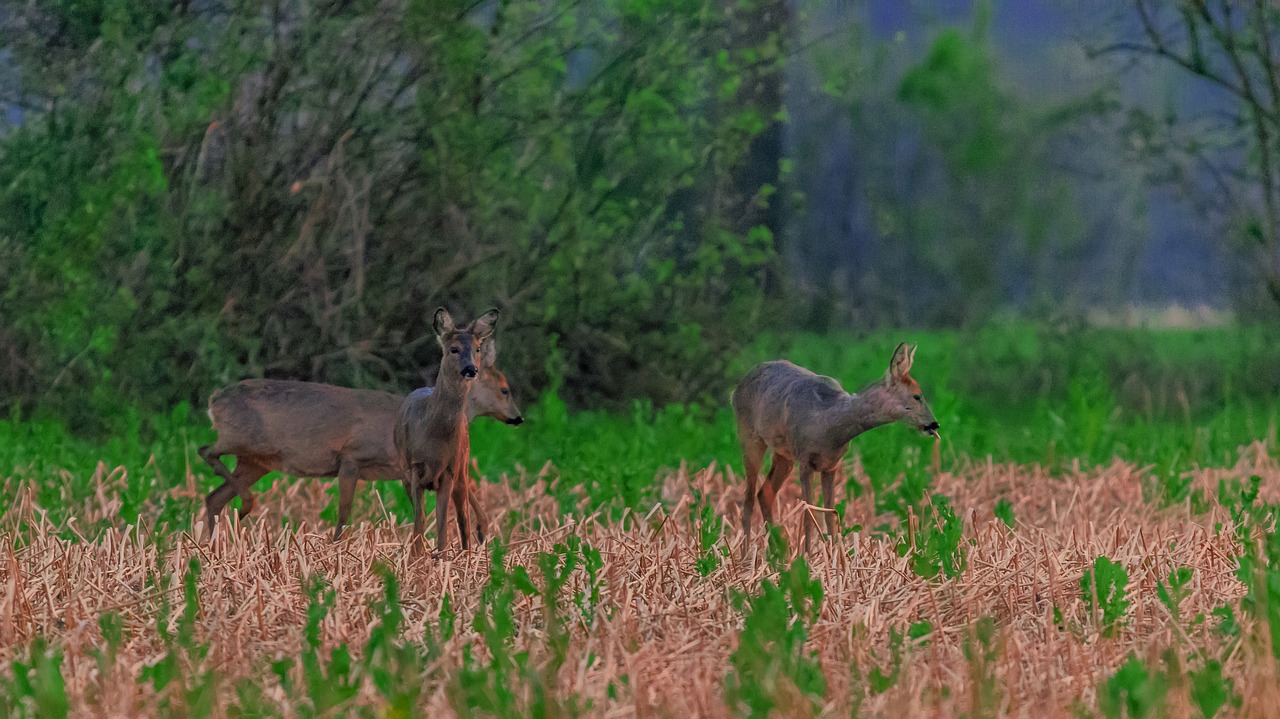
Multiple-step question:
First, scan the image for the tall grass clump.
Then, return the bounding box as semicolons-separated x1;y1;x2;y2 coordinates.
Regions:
725;530;826;717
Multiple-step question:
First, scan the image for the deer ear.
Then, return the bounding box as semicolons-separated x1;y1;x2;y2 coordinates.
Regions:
470;308;500;340
433;308;455;337
887;342;913;383
478;337;498;368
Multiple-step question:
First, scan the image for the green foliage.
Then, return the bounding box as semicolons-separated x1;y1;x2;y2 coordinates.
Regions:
993;499;1015;528
860;624;909;695
962;617;1001;719
691;485;727;576
1082;556;1130;637
724;550;827;718
1;638;69;719
1098;654;1169;719
296;578;360;717
0;0;782;429
452;538;592;718
136;558;218;719
899;25;1007;172
1235;503;1280;661
794;1;1101;327
899;494;968;580
1188;660;1236;719
363;565;437;713
1155;567;1193;623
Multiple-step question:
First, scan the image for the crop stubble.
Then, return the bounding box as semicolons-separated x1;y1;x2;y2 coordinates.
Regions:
2;443;1279;717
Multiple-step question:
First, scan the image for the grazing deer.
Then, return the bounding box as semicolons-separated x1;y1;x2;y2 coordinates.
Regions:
199;339;520;541
731;342;939;553
394;308;498;556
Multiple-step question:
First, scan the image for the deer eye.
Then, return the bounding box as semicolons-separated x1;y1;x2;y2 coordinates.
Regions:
912;394;921;401
450;347;459;354
501;388;510;396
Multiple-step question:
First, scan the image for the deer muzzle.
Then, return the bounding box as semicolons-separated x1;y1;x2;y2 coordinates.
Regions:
461;365;478;378
506;416;524;426
922;421;940;438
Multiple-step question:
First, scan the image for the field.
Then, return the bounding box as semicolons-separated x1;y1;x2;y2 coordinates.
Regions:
4;326;1280;717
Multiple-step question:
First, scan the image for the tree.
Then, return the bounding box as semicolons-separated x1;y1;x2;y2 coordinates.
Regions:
0;0;785;428
1096;0;1280;308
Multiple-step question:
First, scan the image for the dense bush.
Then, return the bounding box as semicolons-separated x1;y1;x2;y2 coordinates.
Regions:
0;0;784;430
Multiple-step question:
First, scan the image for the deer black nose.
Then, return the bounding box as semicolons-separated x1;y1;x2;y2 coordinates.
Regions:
506;416;524;426
461;365;478;378
926;421;939;430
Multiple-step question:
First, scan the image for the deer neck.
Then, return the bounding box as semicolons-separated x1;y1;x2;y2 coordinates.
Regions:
828;386;897;444
431;368;472;419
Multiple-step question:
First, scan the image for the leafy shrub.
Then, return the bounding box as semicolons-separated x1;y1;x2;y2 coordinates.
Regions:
0;0;783;430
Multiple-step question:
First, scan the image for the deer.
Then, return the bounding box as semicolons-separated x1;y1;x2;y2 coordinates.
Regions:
394;307;498;556
199;336;520;542
731;342;939;553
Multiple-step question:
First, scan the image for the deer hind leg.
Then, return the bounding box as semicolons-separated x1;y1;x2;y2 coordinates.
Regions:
204;478;239;540
759;455;793;525
199;443;235;484
821;469;839;540
467;477;489;546
231;458;268;518
797;465;816;554
737;432;767;544
333;458;360;542
200;444;237;539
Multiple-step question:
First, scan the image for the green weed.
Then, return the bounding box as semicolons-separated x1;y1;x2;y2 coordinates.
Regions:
1155;567;1193;623
1082;556;1130;637
724;541;827;718
899;494;968;580
1;638;69;719
963;617;1001;719
993;498;1015;528
1188;659;1237;719
1098;654;1168;719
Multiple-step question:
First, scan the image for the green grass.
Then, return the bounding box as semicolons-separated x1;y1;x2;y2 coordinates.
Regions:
2;323;1280;536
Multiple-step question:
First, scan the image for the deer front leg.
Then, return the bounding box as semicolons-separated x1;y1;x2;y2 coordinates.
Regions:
739;438;765;545
821;469;838;540
407;470;427;557
798;465;815;554
435;472;454;557
452;471;471;551
333;458;359;542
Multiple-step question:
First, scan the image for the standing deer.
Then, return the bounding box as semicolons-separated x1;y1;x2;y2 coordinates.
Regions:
732;342;939;553
199;339;520;541
394;308;498;556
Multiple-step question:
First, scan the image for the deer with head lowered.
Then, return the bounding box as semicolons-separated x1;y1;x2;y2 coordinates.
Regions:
199;333;520;542
732;342;939;553
394;307;498;555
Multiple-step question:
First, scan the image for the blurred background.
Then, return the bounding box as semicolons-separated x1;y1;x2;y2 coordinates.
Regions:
2;0;1278;433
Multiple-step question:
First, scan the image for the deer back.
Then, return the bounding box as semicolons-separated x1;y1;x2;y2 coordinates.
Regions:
732;360;849;456
208;379;402;479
